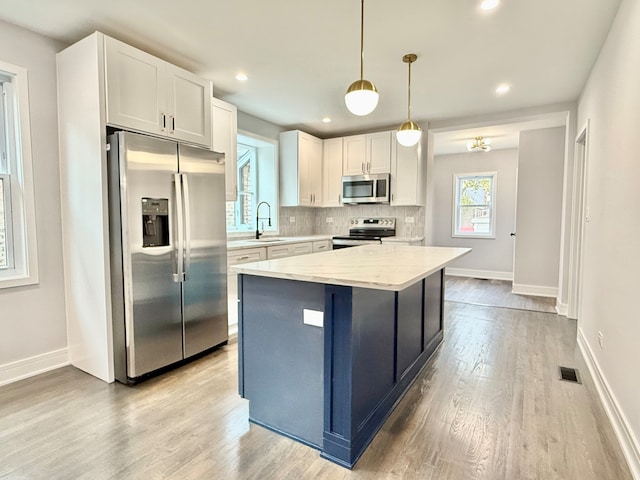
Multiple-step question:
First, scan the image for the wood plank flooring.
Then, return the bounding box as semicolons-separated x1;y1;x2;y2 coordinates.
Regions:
0;303;632;480
445;276;557;313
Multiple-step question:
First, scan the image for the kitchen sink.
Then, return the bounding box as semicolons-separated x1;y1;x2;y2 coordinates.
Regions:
247;238;283;243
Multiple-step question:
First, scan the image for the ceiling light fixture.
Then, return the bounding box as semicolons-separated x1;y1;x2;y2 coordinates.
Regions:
235;73;248;82
322;117;332;123
480;0;500;10
467;136;491;152
396;54;422;147
345;0;379;116
495;83;511;95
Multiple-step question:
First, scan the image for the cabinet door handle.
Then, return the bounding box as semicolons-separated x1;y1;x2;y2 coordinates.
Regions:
361;162;365;174
161;113;166;131
237;255;250;261
170;116;175;133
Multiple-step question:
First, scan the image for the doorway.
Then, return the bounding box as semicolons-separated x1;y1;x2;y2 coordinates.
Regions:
567;121;590;320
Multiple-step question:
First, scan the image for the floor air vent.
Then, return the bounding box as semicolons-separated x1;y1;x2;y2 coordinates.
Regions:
559;366;581;384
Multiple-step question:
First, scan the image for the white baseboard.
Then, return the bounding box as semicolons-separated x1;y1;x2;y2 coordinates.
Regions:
445;268;513;281
578;329;640;479
511;283;558;298
228;322;238;337
0;348;69;387
556;302;568;316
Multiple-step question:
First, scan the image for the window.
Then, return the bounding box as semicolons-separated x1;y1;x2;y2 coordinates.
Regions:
0;61;38;288
226;132;278;234
452;172;496;238
227;145;257;230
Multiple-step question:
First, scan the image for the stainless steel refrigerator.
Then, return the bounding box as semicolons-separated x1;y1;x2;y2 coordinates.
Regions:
107;131;228;383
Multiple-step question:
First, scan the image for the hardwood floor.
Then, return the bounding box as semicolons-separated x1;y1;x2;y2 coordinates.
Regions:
0;303;632;480
445;276;557;313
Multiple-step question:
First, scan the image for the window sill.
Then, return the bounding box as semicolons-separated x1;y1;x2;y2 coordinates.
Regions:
0;270;39;290
451;234;496;240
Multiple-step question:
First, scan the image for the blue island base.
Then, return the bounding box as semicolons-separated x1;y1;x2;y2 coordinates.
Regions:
238;269;444;469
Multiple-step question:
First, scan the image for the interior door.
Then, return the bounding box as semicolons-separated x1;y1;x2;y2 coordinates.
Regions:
179;144;228;357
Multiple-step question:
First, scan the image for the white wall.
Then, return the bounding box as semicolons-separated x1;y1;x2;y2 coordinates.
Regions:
0;21;67;382
576;0;640;475
513;127;565;294
431;149;517;277
237;110;285;142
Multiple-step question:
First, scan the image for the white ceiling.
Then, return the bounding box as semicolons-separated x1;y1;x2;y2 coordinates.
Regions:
433;113;569;155
0;0;621;142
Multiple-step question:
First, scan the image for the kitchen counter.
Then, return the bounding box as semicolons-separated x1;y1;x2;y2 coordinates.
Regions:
227;234;331;250
236;245;470;468
231;244;469;291
381;236;424;245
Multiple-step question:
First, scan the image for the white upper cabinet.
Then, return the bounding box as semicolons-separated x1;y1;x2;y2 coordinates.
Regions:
342;134;366;175
322;137;343;207
280;130;323;207
342;131;391;175
104;37;164;136
104;36;211;148
165;65;211;146
211;97;238;201
391;134;426;206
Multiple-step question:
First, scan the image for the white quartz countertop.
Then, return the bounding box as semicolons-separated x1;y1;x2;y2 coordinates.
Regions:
230;244;471;291
227;234;332;251
381;236;424;244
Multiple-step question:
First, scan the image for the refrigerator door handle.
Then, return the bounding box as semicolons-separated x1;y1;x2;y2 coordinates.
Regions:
173;173;185;282
182;173;192;281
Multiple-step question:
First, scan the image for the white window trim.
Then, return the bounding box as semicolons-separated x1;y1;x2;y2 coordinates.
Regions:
0;60;38;288
452;171;497;239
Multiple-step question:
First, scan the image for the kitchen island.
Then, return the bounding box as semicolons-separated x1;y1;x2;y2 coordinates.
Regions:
232;244;470;468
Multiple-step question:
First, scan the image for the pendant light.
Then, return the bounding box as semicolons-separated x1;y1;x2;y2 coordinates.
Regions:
345;0;379;116
396;54;422;147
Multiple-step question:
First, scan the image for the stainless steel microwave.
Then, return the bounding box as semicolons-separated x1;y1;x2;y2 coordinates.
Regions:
341;173;390;204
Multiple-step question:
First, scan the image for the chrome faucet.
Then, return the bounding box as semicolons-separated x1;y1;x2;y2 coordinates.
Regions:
255;201;272;239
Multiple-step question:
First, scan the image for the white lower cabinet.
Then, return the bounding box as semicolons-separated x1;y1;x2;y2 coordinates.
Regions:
227;247;267;328
267;242;313;259
227;239;328;328
313;240;331;252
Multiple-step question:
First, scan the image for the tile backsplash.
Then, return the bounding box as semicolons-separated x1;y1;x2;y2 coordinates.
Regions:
279;205;425;238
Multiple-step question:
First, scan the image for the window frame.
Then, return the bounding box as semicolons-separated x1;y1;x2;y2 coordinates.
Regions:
0;60;39;288
226;131;279;236
452;171;497;239
235;146;257;230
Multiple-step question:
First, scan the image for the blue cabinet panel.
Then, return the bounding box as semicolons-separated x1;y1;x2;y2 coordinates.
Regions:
424;270;444;349
351;288;396;430
240;275;325;448
397;281;424;379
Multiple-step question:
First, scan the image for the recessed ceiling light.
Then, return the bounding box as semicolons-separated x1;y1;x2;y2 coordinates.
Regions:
322;117;332;123
495;83;511;95
235;73;248;82
480;0;500;10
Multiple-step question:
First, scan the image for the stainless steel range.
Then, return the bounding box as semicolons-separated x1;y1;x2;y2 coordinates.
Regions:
332;217;396;249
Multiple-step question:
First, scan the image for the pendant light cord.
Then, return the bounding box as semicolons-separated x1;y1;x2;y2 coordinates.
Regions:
407;60;412;121
359;0;365;81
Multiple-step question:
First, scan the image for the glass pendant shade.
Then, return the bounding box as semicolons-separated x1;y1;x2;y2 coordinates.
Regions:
396;121;422;147
345;80;379;116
